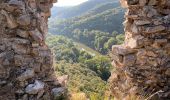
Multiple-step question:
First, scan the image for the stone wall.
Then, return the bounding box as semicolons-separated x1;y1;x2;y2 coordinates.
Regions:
0;0;67;100
110;0;170;100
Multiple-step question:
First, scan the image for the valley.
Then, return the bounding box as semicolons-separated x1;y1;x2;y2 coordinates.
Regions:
48;0;124;99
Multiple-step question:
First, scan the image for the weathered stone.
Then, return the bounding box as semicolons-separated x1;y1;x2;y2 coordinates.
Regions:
0;45;5;51
153;39;168;48
139;0;147;6
131;24;139;34
148;0;158;6
17;15;31;26
28;0;37;10
42;93;51;100
134;20;151;25
0;80;7;86
15;89;24;94
32;42;39;47
147;58;158;66
17;69;35;81
112;54;123;63
37;1;50;13
146;51;157;57
0;67;7;78
126;15;138;19
12;38;30;45
153;19;162;25
57;75;69;86
1;10;18;29
25;80;44;94
112;45;136;55
165;68;170;76
8;0;23;7
5;4;16;12
143;6;158;17
120;0;128;8
12;44;29;54
145;25;166;34
112;60;124;68
22;94;28;100
14;55;23;66
29;29;43;43
39;49;52;57
123;54;136;66
52;87;67;100
37;90;45;99
127;0;139;5
32;63;41;73
16;29;29;38
126;35;144;48
3;59;10;65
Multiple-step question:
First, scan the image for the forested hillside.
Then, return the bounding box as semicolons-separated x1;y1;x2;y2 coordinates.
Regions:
49;0;125;54
51;0;120;19
47;0;125;99
46;35;112;99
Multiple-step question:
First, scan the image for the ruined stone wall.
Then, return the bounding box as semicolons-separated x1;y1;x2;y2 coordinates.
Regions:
110;0;170;99
0;0;67;100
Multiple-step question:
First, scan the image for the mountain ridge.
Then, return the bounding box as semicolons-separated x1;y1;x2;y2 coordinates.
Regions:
51;0;120;19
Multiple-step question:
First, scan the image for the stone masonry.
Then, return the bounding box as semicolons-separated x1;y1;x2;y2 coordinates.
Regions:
0;0;67;100
110;0;170;100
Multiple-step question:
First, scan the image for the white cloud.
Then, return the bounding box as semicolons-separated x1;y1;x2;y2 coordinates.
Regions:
54;0;88;7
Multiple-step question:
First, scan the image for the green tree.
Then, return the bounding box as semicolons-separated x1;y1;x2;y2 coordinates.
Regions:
116;34;125;44
85;56;111;81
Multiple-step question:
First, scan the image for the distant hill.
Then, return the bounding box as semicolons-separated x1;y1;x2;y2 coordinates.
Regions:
49;0;124;34
51;0;120;19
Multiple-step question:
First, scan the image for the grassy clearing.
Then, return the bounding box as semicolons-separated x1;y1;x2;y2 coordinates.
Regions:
74;42;102;56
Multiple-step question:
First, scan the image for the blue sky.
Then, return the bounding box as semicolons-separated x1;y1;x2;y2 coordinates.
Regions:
54;0;88;7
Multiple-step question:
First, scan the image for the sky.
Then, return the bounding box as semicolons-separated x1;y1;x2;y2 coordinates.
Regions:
54;0;88;7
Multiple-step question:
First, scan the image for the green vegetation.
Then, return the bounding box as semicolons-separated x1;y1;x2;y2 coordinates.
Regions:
49;6;124;34
46;35;112;99
73;29;124;54
49;0;125;54
48;1;125;99
51;0;120;19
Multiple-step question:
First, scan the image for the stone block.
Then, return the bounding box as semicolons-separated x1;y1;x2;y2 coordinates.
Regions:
145;25;166;34
52;87;67;100
16;29;29;38
139;0;147;6
17;15;31;26
126;35;144;49
29;29;43;43
12;44;30;54
1;10;18;29
123;54;136;66
17;69;35;81
25;80;44;94
148;0;158;6
134;20;151;26
112;45;137;55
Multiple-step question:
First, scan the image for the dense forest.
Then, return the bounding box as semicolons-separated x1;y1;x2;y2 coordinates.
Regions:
49;0;125;54
46;35;112;99
48;0;125;99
